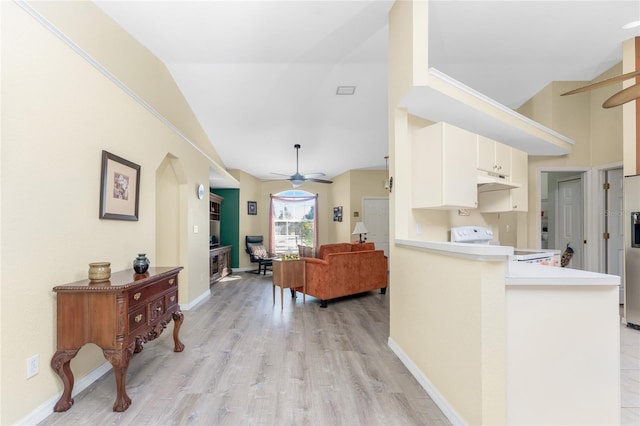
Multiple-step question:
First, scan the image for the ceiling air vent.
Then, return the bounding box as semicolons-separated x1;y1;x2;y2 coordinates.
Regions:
336;86;356;95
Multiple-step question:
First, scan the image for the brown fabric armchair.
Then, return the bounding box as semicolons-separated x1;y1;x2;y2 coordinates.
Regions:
297;243;387;308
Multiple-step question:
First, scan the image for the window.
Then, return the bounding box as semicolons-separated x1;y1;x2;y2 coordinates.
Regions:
269;191;318;254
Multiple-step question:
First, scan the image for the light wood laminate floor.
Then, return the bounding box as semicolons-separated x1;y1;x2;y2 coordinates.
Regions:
39;273;450;426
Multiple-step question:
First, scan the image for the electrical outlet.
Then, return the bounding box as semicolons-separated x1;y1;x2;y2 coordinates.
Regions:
27;354;39;379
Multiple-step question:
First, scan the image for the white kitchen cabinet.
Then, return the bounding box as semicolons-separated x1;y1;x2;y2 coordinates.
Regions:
413;122;478;209
477;135;511;177
479;148;528;212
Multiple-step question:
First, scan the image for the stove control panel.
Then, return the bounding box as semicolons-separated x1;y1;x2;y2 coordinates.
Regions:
450;226;493;244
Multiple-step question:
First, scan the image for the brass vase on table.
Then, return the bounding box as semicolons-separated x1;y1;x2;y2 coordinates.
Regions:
88;262;111;282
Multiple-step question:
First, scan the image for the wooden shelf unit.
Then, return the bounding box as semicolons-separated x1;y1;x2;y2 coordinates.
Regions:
209;193;222;221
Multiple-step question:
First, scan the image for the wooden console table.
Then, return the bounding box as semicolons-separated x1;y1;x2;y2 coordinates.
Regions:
272;259;305;309
51;266;184;412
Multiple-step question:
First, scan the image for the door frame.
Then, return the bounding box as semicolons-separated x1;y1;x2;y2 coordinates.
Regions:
592;161;624;274
537;166;592;270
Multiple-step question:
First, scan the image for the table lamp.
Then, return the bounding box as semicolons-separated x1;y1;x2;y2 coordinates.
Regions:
352;221;368;243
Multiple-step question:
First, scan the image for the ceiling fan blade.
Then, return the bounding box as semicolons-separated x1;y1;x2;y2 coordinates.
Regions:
270;172;293;178
306;178;333;184
602;83;640;108
303;172;326;179
561;69;640;96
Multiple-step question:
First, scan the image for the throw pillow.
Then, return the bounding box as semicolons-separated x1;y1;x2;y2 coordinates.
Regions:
250;245;268;259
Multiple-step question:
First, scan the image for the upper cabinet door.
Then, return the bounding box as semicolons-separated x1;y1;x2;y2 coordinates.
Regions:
477;135;511;177
413;122;478;209
477;135;495;174
495;142;511;177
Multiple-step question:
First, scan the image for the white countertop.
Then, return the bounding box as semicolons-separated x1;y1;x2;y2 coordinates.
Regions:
506;262;620;286
395;239;512;261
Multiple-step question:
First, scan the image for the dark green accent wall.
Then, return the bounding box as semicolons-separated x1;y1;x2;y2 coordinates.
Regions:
212;188;240;268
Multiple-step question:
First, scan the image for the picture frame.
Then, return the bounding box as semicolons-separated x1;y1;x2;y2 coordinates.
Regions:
99;150;141;221
333;206;343;222
248;201;257;215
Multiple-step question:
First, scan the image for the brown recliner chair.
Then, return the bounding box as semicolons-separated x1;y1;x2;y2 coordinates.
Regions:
245;235;276;275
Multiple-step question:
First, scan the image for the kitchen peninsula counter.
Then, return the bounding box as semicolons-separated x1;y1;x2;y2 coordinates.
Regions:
390;238;620;425
396;238;620;285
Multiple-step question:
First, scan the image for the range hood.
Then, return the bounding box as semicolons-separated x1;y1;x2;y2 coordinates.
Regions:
477;174;520;192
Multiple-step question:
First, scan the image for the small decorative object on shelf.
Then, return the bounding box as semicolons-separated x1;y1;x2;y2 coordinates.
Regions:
280;253;300;261
88;262;111;282
133;253;150;274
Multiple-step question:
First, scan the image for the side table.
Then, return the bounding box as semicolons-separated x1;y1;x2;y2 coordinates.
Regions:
51;267;184;412
272;259;305;309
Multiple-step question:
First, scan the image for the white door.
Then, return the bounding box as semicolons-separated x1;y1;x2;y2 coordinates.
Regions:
606;168;624;302
557;177;584;269
363;198;389;257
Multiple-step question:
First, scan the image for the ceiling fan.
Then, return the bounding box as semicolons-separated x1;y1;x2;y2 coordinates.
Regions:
561;69;640;108
271;144;333;188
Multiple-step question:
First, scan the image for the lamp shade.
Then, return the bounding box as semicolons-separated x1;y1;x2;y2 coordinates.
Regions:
352;222;368;235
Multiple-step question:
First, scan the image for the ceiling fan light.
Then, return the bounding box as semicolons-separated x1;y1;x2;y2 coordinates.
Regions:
290;178;304;187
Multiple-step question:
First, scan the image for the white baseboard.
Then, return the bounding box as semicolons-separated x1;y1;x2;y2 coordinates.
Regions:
16;362;112;426
387;337;466;426
182;288;211;311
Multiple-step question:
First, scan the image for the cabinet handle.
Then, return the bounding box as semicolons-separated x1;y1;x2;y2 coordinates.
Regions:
133;292;141;300
513;205;517;209
170;296;176;302
156;306;162;312
135;314;143;323
168;278;175;286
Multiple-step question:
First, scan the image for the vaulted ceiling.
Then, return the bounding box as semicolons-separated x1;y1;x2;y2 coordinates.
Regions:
94;0;640;187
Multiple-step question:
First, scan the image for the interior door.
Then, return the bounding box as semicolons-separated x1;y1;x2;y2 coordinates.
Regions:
363;198;389;257
606;168;624;302
557;177;584;269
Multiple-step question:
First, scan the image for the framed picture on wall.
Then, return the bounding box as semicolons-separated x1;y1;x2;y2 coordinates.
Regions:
99;150;141;221
248;201;257;215
333;206;343;222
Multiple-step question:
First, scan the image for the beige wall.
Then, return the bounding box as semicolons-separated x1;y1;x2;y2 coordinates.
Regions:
391;247;506;425
1;2;230;423
328;172;351;243
31;0;225;168
349;169;389;234
230;169;262;269
520;64;624;249
328;169;390;243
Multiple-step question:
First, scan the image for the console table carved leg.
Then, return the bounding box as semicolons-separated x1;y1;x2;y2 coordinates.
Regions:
103;345;134;412
51;349;80;412
172;310;185;352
